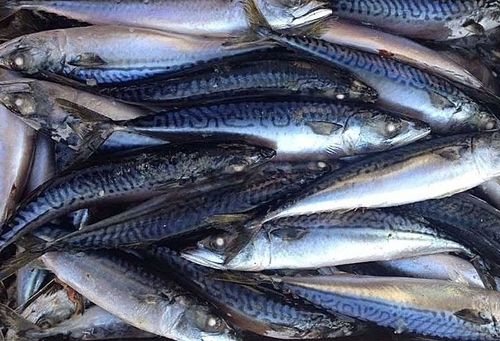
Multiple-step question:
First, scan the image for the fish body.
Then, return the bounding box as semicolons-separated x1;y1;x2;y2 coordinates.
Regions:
318;19;485;89
40;250;240;341
0;25;275;84
150;247;365;339
372;254;486;289
329;0;500;40
0;71;35;223
274;274;500;339
127;100;430;160
32;161;336;252
99;59;378;105
182;210;469;271
266;132;500;220
406;193;500;273
259;29;498;134
0;0;331;37
0;143;273;252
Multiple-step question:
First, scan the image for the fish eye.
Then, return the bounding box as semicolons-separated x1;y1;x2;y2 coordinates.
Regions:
209;236;227;251
9;53;28;71
384;118;403;138
200;314;224;333
484;118;497;131
2;93;36;115
36;317;52;329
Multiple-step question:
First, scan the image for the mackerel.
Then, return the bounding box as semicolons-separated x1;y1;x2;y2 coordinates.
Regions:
268;274;500;340
0;143;273;252
265;132;500;221
0;25;275;84
182;210;470;271
256;28;498;134
0;0;331;37
328;0;500;40
99;59;378;105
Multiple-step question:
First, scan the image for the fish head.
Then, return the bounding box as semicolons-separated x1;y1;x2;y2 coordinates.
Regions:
217;144;275;175
0;34;61;75
445;101;499;133
181;231;242;270
254;0;332;30
173;303;242;341
343;111;430;154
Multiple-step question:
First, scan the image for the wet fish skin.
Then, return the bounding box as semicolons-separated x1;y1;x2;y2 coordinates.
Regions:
0;78;149;157
99;59;378;105
182;210;470;271
126;100;430;160
0;25;275;85
16;281;83;330
329;0;500;40
265;132;500;221
0;70;36;223
477;179;500;209
318;19;485;90
149;247;365;340
269;274;500;340
0;142;274;252
405;193;500;274
0;0;331;37
30;160;336;252
38;248;241;340
258;28;499;134
370;254;486;289
10;305;157;340
16;263;49;307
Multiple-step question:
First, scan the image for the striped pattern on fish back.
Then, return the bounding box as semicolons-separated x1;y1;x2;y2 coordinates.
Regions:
285;35;462;96
330;0;492;21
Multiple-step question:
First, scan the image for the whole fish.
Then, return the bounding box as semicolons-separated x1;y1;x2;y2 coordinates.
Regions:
0;161;336;276
0;143;273;252
328;0;500;40
255;27;499;134
263;274;500;340
39;250;241;341
149;247;366;339
0;0;331;37
265;132;500;221
0;78;149;159
405;193;500;274
5;305;156;340
182;210;470;271
0;25;275;85
347;254;486;289
317;19;485;90
0;71;35;223
477;179;500;209
124;100;429;160
99;59;378;105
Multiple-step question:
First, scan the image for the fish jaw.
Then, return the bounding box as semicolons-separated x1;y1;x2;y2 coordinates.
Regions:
181;249;228;270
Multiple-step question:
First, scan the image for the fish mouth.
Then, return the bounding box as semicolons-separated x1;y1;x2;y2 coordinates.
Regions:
181;249;228;270
398;119;431;145
287;7;332;29
0;79;33;94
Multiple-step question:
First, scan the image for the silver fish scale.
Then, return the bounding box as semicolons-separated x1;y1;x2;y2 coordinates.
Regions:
331;0;490;20
286;285;496;340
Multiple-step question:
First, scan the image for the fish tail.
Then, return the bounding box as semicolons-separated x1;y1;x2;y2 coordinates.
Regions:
0;303;41;339
0;0;18;22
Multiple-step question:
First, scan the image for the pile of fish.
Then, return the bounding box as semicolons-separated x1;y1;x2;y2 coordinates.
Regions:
0;0;498;340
